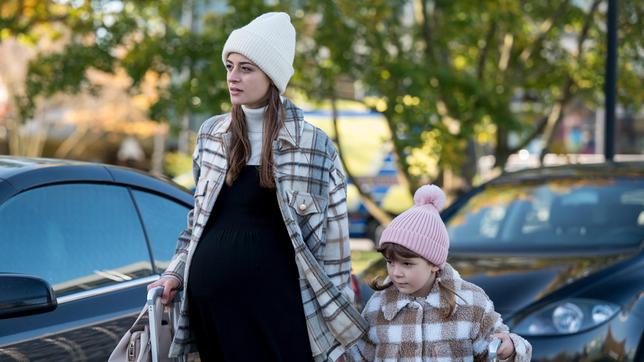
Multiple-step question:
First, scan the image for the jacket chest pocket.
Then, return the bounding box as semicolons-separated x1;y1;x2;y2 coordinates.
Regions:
286;190;328;255
287;190;326;215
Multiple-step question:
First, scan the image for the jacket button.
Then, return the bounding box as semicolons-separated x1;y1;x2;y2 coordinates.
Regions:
299;203;307;211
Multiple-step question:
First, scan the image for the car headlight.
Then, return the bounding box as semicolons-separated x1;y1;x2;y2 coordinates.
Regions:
512;298;620;336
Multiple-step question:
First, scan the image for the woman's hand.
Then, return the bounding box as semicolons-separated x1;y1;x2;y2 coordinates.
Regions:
491;332;515;360
147;276;181;305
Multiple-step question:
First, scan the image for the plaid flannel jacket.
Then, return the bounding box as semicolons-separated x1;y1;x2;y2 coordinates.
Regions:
348;263;532;362
162;98;368;361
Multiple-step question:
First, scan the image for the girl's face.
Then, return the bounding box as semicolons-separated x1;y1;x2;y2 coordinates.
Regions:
226;53;271;108
386;255;439;297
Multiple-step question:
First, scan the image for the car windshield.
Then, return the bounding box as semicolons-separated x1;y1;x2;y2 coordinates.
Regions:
447;177;644;250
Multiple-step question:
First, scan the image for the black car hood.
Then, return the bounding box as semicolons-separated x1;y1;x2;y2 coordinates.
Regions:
447;248;637;318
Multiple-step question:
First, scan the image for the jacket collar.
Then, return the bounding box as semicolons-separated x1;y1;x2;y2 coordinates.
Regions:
276;97;304;147
217;97;303;149
381;263;462;321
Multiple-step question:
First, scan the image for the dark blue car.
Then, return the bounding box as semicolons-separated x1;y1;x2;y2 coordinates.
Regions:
0;157;192;361
359;161;644;361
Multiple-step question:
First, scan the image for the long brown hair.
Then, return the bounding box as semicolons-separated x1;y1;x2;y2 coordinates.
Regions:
226;84;284;188
370;242;461;319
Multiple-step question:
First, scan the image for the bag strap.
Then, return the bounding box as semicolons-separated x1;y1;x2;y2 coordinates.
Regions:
128;303;149;332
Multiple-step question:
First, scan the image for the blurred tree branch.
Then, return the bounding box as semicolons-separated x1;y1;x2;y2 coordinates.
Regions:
7;0;641;195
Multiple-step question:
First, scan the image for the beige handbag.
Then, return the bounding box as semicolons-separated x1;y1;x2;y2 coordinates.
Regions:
109;287;175;362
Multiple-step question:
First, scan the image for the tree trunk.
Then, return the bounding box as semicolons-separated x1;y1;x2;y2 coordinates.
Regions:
177;0;194;155
539;0;600;162
330;94;392;226
150;123;168;176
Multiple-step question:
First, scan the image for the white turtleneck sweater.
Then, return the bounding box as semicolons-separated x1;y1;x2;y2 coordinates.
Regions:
241;104;266;166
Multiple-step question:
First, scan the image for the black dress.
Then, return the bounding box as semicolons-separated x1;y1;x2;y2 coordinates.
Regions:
187;166;313;362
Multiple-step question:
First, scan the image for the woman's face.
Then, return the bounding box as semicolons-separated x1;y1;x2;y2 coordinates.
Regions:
226;53;271;108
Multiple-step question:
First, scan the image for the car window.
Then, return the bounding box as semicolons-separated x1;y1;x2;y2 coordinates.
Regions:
0;183;153;297
447;178;644;250
131;190;190;272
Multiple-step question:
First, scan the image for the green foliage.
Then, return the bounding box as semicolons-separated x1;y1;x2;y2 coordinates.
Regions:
350;250;381;274
163;151;193;177
8;0;643;189
297;0;642;188
14;0;290;130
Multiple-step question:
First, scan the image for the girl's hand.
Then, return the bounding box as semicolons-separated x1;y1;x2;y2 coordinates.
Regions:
491;333;515;360
147;276;181;305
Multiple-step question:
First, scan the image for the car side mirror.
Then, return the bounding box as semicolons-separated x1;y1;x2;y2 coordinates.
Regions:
0;274;57;319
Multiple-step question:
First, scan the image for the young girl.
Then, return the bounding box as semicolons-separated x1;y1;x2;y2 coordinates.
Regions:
348;185;532;361
148;12;366;361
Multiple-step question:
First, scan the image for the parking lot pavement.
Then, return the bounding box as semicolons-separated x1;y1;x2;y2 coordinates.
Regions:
350;238;375;251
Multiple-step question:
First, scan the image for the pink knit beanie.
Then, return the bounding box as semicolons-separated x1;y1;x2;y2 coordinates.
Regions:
379;184;449;268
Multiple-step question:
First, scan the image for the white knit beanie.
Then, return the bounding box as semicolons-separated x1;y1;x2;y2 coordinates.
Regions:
222;12;296;94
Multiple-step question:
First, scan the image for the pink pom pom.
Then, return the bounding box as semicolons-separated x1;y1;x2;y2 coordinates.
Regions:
413;184;446;210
